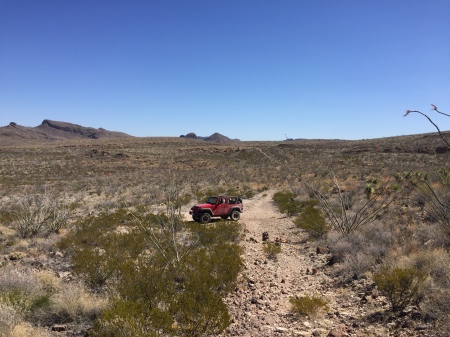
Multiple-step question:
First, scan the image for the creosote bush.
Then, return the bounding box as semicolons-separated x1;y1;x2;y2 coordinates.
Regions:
289;295;329;317
60;208;243;336
273;191;301;216
373;266;427;312
293;199;329;238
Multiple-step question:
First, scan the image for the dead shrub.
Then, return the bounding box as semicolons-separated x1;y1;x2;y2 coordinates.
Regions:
11;192;70;238
326;222;394;278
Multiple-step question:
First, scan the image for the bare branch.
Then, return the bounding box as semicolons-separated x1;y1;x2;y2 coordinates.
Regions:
404;106;450;148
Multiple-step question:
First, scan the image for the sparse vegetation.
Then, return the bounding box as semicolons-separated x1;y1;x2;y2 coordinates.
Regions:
262;241;281;260
289;295;329;317
0;130;450;335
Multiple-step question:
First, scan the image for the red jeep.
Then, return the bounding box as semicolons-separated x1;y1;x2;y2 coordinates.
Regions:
189;196;243;223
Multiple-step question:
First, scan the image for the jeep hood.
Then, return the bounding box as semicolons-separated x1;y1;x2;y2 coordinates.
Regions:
193;203;214;208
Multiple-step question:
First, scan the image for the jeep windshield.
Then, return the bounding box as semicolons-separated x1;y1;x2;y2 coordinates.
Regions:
206;197;218;204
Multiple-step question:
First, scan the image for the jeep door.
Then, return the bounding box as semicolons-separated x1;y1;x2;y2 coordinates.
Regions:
216;197;229;215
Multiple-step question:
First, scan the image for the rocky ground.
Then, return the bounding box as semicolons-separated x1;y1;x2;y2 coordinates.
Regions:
218;189;435;337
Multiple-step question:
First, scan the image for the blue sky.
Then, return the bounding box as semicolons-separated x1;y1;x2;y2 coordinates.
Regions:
1;1;449;141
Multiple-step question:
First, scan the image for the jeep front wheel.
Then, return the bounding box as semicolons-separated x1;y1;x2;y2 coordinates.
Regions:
200;213;211;223
230;210;240;221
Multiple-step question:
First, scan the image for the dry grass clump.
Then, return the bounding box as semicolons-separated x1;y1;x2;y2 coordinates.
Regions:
0;265;51;333
51;281;109;322
0;303;21;334
289;295;329;318
6;322;51;337
0;264;107;334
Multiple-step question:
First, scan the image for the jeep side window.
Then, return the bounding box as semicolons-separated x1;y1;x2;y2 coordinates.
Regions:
207;197;217;204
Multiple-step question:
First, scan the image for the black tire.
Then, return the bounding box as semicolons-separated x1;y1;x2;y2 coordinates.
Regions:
193;215;200;222
230;210;240;221
200;213;211;223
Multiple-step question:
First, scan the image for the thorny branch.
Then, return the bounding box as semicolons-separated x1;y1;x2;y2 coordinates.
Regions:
404;104;450;148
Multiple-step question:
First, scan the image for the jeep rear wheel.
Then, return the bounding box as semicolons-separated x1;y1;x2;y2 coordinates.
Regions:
200;213;211;223
230;210;240;221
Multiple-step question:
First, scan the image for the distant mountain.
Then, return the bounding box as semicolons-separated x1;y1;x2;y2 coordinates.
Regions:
180;132;239;142
0;120;132;142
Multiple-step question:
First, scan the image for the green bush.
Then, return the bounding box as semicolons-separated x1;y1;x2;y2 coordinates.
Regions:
63;208;243;336
59;209;148;288
373;266;427;312
273;191;302;216
293;200;329;238
187;221;243;246
289;295;329;317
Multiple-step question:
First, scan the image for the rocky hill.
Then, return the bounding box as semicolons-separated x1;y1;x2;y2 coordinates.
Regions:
180;132;240;142
0;120;132;143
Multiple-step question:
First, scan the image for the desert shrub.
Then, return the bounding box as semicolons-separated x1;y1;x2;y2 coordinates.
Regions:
92;242;241;336
273;191;302;216
0;303;21;334
293;200;329;238
11;192;70;238
326;222;394;278
408;170;450;242
300;165;402;236
58;209;148;288
373;266;427;312
188;221;243;246
0;266;51;321
64;206;243;336
91;299;170;337
262;242;281;260
422;288;450;336
399;249;450;333
240;185;255;199
289;295;329;317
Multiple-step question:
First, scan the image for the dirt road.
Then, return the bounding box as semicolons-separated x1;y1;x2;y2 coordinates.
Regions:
221;189;335;336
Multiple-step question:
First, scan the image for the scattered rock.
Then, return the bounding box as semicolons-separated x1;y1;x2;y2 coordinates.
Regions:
327;254;341;266
327;328;344;337
316;246;329;254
